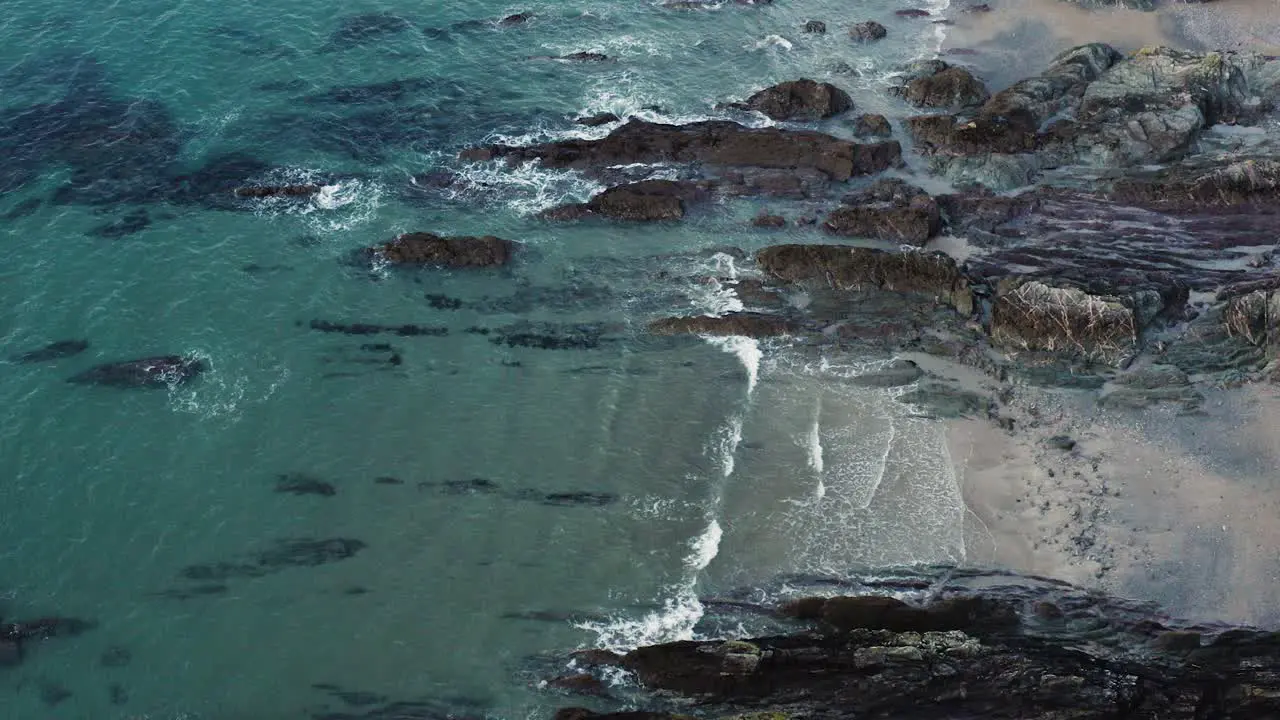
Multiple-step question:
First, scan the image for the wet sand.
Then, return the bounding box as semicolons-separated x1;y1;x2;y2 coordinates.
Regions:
950;378;1280;626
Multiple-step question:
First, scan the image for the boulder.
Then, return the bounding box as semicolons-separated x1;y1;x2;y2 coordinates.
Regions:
853;113;892;138
462;120;902;182
368;232;518;267
542;180;712;221
897;64;990;108
757;244;973;314
741;79;853;121
850;21;887;42
823;178;941;245
989;277;1187;364
647;312;798;337
803;20;827;33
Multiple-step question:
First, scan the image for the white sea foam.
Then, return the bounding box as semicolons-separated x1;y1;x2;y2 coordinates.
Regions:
805;397;825;475
751;34;794;52
447;160;605;216
706;336;762;395
687;518;723;571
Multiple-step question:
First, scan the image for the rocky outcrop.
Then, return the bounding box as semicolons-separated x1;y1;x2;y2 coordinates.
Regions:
552;572;1280;720
647;312;799;337
1108;156;1280;210
803;20;827;33
542;180;712;221
989;277;1188;364
461;120;902;182
823;178;941;244
850;21;887;42
738;79;853;121
757;244;973;315
894;62;990;108
575;112;621;127
366;232;518;268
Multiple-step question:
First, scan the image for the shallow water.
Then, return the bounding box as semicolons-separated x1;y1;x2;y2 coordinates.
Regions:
0;0;1261;717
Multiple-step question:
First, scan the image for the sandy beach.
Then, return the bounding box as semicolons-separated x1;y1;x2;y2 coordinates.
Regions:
949;376;1280;626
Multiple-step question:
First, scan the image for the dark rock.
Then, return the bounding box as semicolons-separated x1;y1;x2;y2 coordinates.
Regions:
438;478;502;495
486;322;619;351
549;674;608;695
254;78;309;92
571;649;626;667
9;339;89;363
233;184;320;198
462;119;902;182
850;21;888;42
300;78;442;106
367;232;519;268
275;473;337;497
2;616;96;642
531;491;617;507
896;63;990;108
180;538;366;581
543;180;712;222
1153;630;1202;652
307;320;449;337
575;112;621;127
1109;157;1280;211
758;244;973;314
825;178;941;245
964;2;992;10
853;113;892;138
895;8;932;17
848;359;924;387
752;213;787;228
899;382;995;418
100;646;132;667
648;312;799;338
87;208;150;239
321;13;413;52
532;52;610;62
1046;435;1076;451
425;293;464;310
374;476;404;485
499;12;533;26
67;355;206;389
108;683;129;705
740;79;853;121
803;20;827;33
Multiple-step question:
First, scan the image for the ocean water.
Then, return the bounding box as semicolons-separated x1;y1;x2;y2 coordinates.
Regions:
0;0;1010;717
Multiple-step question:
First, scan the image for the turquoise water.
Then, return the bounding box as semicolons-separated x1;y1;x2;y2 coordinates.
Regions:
0;1;1017;717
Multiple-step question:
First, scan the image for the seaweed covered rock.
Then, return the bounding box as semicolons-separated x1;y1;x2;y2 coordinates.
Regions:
823;178;941;244
366;232;518;268
757;245;972;314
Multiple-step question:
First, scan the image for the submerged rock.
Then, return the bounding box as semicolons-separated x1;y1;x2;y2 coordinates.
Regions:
87;208;150;239
366;232;519;268
461;119;902;182
9;339;89;363
321;13;413;52
67;356;206;389
738;79;853;121
647;312;799;338
542;180;713;221
824;178;941;245
758;245;973;314
232;184;320;198
180;538;366;581
275;473;338;497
